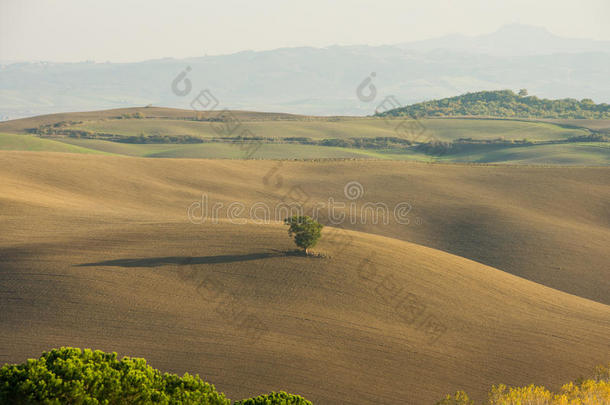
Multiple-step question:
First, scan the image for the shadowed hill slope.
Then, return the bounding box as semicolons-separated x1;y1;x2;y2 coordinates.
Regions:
1;218;609;404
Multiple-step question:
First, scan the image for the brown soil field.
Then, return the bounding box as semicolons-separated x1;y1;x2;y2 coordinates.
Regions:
1;151;608;404
1;152;607;303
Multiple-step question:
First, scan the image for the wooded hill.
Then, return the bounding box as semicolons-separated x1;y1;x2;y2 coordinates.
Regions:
379;90;610;119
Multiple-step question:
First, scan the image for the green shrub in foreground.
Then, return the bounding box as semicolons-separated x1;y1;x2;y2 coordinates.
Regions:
0;347;230;404
234;391;313;405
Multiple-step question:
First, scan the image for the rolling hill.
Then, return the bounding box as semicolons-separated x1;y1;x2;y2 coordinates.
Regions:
0;151;608;404
60;115;590;141
1;151;608;304
0;106;589;141
0;132;106;154
1;107;608;164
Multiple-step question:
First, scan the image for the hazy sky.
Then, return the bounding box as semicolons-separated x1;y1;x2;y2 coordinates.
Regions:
1;0;608;63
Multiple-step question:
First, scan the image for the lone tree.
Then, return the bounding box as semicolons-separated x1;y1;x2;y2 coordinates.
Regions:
518;88;528;97
284;215;323;255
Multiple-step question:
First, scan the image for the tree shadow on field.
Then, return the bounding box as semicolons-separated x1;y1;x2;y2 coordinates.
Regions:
77;251;294;268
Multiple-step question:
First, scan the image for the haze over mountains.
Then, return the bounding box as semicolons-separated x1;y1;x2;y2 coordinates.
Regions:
396;24;610;56
1;24;609;119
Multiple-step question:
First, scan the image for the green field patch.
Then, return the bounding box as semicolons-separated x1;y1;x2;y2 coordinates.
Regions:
0;133;109;154
57;138;376;159
446;142;610;165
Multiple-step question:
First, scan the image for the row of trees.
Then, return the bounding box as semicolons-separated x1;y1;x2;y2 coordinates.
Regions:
415;134;609;156
415;138;534;155
379;90;610;119
28;125;206;144
115;134;204;144
117;112;145;119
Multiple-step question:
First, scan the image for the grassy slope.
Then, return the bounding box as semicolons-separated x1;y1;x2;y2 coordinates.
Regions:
0;133;108;154
0;152;608;405
437;142;610;165
541;119;610;131
0;107;591;142
57;139;376;159
0;107;303;133
66;117;587;142
4;132;607;164
2;107;608;164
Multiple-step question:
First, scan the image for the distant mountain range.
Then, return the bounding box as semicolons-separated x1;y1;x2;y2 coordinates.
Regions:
1;24;609;120
396;24;610;56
